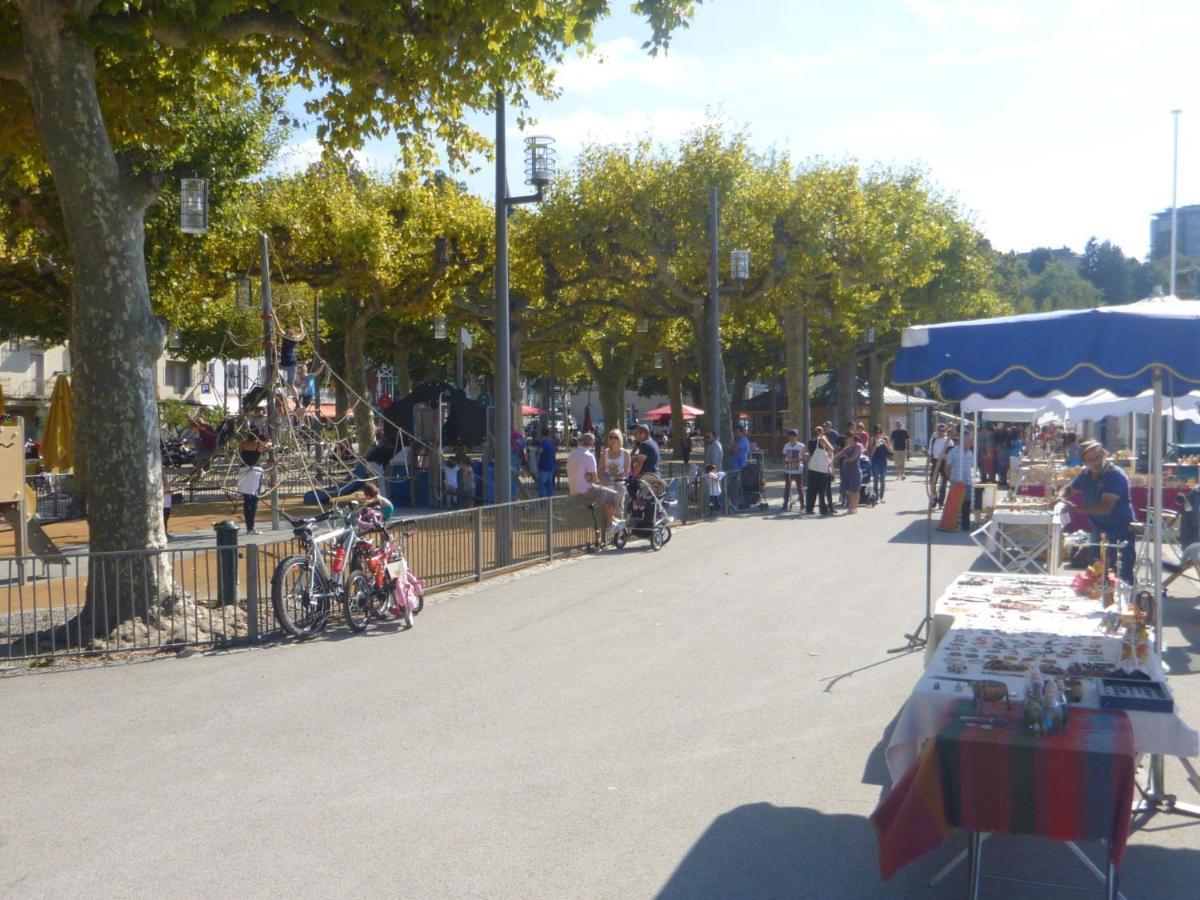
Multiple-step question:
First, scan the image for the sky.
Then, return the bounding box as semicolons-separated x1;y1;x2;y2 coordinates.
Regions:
276;0;1198;260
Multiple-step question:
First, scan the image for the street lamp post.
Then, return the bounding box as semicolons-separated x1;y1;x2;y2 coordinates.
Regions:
707;187;749;451
494;90;554;513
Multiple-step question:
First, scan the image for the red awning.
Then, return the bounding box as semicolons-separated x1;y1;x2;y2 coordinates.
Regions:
644;403;704;420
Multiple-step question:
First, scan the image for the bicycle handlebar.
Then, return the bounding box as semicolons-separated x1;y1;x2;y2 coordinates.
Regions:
284;500;363;529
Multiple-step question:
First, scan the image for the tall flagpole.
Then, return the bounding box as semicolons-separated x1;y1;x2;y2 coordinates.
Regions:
1169;109;1181;297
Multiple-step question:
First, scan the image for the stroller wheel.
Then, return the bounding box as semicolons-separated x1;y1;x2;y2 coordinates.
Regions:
612;529;628;550
661;525;672;545
650;527;665;551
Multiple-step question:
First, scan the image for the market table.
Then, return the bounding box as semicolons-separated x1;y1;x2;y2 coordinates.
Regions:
896;573;1198;780
879;572;1198;894
970;507;1064;573
873;701;1135;897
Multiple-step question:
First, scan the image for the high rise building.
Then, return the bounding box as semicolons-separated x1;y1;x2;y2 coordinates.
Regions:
1150;204;1200;260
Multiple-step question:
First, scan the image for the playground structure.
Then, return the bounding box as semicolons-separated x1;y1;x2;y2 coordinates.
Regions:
0;421;69;582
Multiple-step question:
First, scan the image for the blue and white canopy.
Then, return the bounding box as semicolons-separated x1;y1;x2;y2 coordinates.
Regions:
893;297;1200;400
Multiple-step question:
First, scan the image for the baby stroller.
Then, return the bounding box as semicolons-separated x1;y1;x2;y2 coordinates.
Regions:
730;452;770;513
612;473;673;551
858;455;878;507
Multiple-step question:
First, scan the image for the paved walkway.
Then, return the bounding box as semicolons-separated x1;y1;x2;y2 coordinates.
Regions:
3;477;1198;898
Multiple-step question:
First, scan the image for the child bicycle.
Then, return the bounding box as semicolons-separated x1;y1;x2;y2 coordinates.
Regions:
270;501;369;639
349;508;425;630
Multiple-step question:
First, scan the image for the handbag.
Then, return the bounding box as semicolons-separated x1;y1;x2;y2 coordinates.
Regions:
808;446;830;474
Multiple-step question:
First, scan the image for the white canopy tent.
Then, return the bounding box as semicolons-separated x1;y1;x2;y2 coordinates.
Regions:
1060;388;1200;424
961;391;1072;420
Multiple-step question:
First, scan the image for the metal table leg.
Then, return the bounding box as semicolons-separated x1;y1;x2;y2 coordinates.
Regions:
966;831;984;900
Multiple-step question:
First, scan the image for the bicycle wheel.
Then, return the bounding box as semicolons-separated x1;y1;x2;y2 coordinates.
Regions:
343;570;371;632
272;556;329;639
408;577;424;616
401;587;415;629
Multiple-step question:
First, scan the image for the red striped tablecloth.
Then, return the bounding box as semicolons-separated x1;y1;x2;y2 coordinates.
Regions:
871;701;1135;880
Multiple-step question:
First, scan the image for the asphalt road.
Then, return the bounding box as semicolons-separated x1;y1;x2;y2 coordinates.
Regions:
3;476;1198;899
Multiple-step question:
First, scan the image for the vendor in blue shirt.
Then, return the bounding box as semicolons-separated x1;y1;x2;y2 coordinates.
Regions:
1054;439;1136;583
631;424;660;477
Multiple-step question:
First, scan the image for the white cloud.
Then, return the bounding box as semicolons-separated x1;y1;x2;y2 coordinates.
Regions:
532;106;711;153
553;36;701;94
904;0;1026;30
272;137;322;174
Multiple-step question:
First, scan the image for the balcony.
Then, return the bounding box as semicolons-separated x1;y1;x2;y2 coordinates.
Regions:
0;376;50;400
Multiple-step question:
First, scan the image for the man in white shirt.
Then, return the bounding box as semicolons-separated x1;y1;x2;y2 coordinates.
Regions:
942;430;975;531
927;423;954;510
567;433;622;534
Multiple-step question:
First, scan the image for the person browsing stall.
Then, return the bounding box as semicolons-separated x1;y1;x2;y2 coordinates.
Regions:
1053;440;1136;584
942;430;975;532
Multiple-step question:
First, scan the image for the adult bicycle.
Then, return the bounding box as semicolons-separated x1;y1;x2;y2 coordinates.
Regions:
271;502;369;639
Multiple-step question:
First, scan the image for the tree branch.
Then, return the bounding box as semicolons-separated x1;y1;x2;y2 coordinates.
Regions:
91;7;405;92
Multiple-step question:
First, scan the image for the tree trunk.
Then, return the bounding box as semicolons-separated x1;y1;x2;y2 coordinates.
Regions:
866;350;886;433
391;341;412;398
664;354;686;460
782;305;805;434
18;3;173;640
690;310;733;454
343;309;375;453
597;371;626;441
584;347;630;441
835;350;857;429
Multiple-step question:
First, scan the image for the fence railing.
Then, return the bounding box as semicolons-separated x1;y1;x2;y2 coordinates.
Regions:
1;485;715;664
26;472;74;521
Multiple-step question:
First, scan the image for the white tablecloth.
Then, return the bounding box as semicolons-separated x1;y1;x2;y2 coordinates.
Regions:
887;572;1199;782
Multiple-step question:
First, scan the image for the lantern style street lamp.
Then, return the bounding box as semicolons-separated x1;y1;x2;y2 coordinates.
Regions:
636;319;650;334
180;178;209;234
434;315;448;340
525;136;557;188
731;249;750;283
235;273;253;308
654;352;664;369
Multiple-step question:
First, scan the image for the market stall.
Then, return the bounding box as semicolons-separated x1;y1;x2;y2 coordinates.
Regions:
874;572;1198;894
885;298;1200;888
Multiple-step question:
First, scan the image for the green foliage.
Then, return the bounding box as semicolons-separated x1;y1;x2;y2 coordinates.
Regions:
1081;238;1137;304
0;73;284;350
999;257;1103;314
156;398;193;433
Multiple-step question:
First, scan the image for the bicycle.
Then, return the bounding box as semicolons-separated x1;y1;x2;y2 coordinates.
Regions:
271;502;369;639
349;509;424;630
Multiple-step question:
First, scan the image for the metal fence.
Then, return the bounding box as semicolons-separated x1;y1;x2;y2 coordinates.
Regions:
1;487;714;665
26;473;75;522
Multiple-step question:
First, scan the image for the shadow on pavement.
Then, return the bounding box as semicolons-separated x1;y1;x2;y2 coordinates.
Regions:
862;709;902;797
656;802;1200;899
654;802;892;899
887;520;975;546
1162;593;1200;677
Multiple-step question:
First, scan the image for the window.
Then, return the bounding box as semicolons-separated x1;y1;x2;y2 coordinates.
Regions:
225;364;241;392
165;360;192;394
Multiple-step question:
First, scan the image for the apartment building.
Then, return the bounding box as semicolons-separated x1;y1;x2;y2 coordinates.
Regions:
0;336;265;437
